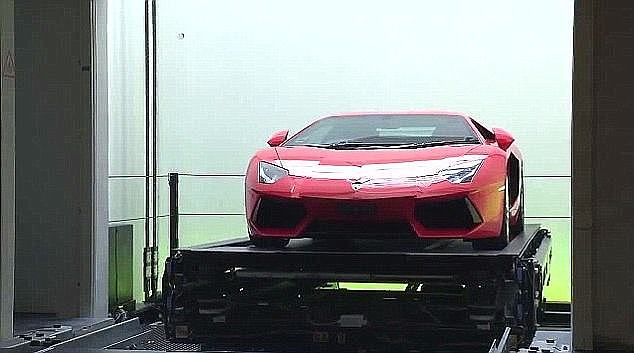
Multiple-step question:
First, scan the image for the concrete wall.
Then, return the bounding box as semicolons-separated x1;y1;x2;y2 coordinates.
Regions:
572;0;634;350
13;0;104;317
1;0;16;340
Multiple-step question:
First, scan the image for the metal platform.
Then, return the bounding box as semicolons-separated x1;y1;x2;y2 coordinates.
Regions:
173;224;546;275
185;224;541;257
161;225;553;352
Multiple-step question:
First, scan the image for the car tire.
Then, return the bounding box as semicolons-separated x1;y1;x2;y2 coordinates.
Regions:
472;178;511;251
249;234;290;248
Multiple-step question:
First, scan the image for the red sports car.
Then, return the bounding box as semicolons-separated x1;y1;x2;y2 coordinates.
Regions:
245;111;524;250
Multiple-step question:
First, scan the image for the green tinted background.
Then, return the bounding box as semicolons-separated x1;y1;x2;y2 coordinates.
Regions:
108;0;572;302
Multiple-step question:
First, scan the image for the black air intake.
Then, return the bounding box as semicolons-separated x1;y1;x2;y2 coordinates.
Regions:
415;198;481;229
255;198;306;229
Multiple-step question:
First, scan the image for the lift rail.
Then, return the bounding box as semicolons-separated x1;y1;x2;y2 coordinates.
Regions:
162;224;552;352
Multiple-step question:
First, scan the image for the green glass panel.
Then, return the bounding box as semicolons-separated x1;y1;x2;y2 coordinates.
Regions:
177;215;247;247
524;177;571;218
108;219;146;303
108;177;145;222
532;218;571;302
156;176;244;217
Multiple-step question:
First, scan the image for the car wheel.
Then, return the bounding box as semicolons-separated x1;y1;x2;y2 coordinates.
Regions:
473;178;511;251
249;234;290;248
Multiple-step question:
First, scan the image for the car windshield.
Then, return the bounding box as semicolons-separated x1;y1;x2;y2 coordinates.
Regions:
283;114;479;149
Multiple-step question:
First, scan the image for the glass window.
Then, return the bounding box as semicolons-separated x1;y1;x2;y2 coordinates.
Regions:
285;115;478;146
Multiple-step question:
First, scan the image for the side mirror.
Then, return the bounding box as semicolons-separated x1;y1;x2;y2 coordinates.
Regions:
492;127;515;151
267;129;289;147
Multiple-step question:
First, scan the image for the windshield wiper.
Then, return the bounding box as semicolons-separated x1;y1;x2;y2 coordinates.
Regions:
324;141;405;149
294;138;478;150
326;141;371;148
391;139;479;149
286;142;380;149
294;143;330;148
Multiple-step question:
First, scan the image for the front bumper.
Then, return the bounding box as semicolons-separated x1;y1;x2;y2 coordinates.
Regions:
246;179;505;240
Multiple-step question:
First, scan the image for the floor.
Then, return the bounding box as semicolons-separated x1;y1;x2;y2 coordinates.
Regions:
0;315;113;352
1;316;573;353
12;314;113;337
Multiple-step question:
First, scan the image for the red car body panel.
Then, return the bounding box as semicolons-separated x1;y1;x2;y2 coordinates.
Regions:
245;111;523;241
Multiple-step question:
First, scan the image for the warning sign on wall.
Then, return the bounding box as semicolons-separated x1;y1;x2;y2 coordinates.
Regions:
2;50;15;79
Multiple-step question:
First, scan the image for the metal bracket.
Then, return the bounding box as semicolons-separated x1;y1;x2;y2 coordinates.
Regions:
169;173;179;255
12;325;73;349
143;246;159;297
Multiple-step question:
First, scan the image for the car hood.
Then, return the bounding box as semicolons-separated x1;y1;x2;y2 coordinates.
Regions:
267;144;493;184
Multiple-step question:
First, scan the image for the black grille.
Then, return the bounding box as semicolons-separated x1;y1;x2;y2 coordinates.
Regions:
254;198;306;229
415;198;480;229
304;221;415;238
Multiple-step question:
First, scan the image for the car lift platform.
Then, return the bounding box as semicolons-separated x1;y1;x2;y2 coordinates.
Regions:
176;224;545;274
158;224;558;352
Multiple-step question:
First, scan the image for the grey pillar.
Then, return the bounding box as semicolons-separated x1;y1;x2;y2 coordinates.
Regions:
1;0;16;340
573;0;634;350
13;0;107;318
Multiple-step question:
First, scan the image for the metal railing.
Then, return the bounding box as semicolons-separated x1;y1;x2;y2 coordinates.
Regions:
165;172;571;255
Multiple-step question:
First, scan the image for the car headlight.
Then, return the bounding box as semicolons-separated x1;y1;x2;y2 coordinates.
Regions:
258;161;289;184
438;159;485;184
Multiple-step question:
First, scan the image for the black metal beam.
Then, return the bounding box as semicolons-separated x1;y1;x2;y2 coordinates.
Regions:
169;173;179;255
143;0;151;302
150;0;158;300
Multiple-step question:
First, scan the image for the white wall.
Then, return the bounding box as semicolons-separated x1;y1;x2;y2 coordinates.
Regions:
1;0;15;340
